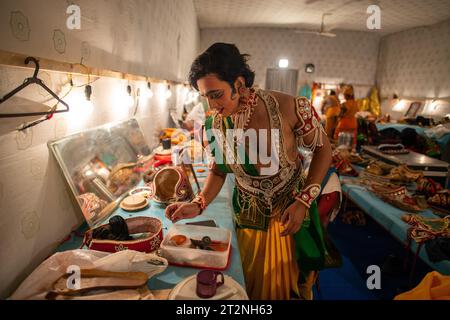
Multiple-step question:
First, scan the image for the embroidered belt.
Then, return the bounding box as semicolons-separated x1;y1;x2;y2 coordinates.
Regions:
233;164;305;231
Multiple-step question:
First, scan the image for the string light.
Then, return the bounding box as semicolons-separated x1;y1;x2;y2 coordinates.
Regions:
125;84;134;108
143;82;153;99
183;85;190;96
165;84;172;100
83;84;94;114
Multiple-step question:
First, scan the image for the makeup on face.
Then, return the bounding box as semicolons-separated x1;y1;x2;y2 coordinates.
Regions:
197;75;239;116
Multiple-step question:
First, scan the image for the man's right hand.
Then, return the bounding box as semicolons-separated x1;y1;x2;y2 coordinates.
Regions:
165;202;202;223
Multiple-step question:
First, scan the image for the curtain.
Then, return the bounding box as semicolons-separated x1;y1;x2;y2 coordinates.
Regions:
265;68;298;96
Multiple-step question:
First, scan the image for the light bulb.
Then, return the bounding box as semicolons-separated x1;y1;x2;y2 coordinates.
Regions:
83;100;94;114
145;82;154;99
126;85;134;108
84;85;94;114
279;59;289;68
125;95;134;108
185;91;193;105
166;85;172;99
392;99;406;112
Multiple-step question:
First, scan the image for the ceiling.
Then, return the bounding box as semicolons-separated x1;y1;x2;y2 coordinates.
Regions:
193;0;450;35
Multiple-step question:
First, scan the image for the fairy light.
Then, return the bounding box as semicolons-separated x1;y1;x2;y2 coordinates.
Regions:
165;84;172;100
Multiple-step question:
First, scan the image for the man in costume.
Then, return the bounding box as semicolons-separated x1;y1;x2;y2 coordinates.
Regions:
321;90;341;140
334;86;359;147
165;43;333;300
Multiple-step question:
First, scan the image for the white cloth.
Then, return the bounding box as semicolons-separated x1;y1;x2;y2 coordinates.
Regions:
185;102;205;124
322;172;341;194
425;124;450;139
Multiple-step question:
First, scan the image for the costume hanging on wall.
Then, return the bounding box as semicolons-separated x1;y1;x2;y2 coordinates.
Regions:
298;84;312;100
205;89;336;300
368;87;381;117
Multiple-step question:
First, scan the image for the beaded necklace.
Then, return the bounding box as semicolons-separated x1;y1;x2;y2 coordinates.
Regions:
223;88;258;131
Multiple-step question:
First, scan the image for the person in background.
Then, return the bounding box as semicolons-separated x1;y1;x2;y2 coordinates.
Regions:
334;86;359;147
321;90;341;140
181;101;207;133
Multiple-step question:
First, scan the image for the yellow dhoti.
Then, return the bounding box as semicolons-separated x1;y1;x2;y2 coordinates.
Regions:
236;218;300;300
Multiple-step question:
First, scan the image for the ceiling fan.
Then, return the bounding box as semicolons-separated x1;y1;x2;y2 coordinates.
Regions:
294;13;337;38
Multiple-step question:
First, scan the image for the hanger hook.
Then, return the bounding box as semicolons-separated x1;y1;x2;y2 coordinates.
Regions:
24;57;40;78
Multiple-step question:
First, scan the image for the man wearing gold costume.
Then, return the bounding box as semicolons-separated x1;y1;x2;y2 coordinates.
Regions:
166;43;334;300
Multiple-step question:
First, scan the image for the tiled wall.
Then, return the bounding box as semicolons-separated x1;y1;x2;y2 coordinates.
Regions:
0;0;200;298
377;19;450;120
377;19;450;100
0;0;449;299
201;27;381;97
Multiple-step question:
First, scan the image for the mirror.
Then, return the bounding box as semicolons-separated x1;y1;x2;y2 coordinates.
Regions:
48;118;153;227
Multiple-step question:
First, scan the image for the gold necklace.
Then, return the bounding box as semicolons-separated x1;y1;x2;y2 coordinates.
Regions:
227;88;257;131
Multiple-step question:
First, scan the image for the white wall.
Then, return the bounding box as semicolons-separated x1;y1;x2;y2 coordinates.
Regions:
377;19;450;120
0;0;200;298
377;19;450;100
201;27;381;97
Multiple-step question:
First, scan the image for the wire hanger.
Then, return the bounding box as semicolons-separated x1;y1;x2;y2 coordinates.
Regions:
0;57;70;118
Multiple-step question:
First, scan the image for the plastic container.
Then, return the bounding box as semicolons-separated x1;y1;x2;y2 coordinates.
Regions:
160;224;232;270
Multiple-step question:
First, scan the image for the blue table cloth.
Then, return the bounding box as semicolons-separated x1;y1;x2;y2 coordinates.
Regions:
340;177;450;275
376;123;426;137
55;165;246;292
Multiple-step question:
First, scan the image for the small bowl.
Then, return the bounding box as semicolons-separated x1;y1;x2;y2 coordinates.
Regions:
120;195;149;212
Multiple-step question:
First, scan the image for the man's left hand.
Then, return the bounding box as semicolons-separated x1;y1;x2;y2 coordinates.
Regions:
280;201;307;237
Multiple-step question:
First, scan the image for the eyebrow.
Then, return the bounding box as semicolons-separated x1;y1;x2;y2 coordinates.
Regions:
202;89;223;97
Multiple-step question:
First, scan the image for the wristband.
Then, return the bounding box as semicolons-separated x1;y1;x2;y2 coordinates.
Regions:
191;193;206;215
293;184;321;209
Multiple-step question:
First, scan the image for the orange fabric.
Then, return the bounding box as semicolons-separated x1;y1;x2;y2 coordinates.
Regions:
340;99;359;121
324;96;341;138
333;99;359;141
236;218;300;300
394;271;450;300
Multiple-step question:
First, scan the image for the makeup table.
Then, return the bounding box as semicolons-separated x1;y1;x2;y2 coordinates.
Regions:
55;164;246;299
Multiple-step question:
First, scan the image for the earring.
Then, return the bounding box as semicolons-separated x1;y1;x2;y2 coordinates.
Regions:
238;83;248;100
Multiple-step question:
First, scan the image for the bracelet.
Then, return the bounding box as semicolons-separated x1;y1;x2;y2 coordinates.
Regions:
293;184;321;209
191;193;206;215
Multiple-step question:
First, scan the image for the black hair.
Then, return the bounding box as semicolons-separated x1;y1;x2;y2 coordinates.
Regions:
188;43;255;93
329;90;336;96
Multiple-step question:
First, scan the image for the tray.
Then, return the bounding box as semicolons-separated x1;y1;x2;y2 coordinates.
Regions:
160;224;232;270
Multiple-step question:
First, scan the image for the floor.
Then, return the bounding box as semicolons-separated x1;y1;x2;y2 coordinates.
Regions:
313;212;432;300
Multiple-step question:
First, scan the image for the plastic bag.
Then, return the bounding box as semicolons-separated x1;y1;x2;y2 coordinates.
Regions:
10;249;167;300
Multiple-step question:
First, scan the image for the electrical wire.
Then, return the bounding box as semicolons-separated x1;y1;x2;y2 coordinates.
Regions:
17;61;100;131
